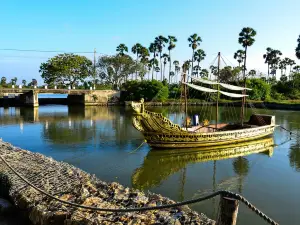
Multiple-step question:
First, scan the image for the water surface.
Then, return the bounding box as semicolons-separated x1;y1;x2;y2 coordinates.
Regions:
0;105;299;225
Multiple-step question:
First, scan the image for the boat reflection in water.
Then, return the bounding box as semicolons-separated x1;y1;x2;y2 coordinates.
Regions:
132;137;274;190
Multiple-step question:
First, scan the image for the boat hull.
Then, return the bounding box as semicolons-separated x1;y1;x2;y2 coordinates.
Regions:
131;100;276;149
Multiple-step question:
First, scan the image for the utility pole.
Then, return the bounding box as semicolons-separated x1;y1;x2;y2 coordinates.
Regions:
93;48;96;90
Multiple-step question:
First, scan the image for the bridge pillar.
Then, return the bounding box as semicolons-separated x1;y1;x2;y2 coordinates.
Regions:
19;91;39;107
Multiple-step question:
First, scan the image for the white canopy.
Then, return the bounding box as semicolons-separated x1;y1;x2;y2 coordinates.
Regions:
189;76;252;91
183;82;248;98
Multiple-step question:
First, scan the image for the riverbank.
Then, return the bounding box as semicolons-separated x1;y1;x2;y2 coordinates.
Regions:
0;140;214;225
125;100;300;110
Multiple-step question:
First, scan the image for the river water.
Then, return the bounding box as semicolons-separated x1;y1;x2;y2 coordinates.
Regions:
0;104;299;225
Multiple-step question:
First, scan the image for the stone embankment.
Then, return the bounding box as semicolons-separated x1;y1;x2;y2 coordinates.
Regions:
0;141;214;225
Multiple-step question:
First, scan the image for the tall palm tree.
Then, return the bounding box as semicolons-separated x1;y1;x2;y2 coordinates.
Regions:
239;27;256;79
169;71;175;83
155;35;168;80
248;69;256;77
22;79;26;86
278;60;287;76
149;42;158;79
296;34;300;59
188;34;202;82
234;50;245;67
294;65;300;73
193;49;206;77
116;44;128;56
161;53;170;79
168;36;177;83
149;58;159;80
263;47;273;79
238;27;256;124
132;43;143;79
199;69;209;78
173;60;180;83
155;66;160;80
263;48;282;79
140;48;150;80
193;65;201;77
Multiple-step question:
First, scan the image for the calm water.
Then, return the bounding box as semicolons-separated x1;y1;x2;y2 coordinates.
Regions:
0;105;299;225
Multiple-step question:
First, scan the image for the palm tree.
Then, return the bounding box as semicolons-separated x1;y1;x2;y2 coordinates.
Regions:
173;60;180;83
168;36;177;83
161;53;169;80
22;79;26;87
233;50;245;67
278;60;287;76
248;69;256;77
263;47;273;78
193;49;206;77
199;69;209;78
0;77;6;86
155;66;160;80
169;71;175;83
116;44;128;56
294;65;300;73
132;43;143;79
193;65;201;77
155;35;168;80
188;34;202;81
263;48;282;79
239;27;256;80
149;58;159;80
149;42;158;79
296;34;300;59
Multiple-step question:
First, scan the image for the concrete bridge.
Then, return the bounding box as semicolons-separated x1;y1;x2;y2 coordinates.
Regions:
0;88;120;107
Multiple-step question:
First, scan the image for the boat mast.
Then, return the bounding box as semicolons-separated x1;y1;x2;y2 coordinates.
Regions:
216;52;221;129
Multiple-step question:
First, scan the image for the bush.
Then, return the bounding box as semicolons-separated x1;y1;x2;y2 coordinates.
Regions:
121;80;169;102
246;78;271;101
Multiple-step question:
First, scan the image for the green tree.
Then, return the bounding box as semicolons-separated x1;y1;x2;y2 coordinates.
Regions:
294;65;300;73
139;47;150;80
1;77;6;86
188;33;202;80
246;78;271;100
132;43;143;79
155;66;160;80
11;77;17;85
149;42;158;80
248;69;256;77
167;35;177;83
199;69;209;78
263;48;282;79
238;27;256;84
193;65;201;76
98;54;143;89
40;53;92;87
161;53;169;79
296;34;300;59
116;44;128;56
278;60;287;76
234;49;245;67
193;49;206;77
149;58;158;80
154;35;168;80
22;79;26;87
219;66;241;83
173;60;180;83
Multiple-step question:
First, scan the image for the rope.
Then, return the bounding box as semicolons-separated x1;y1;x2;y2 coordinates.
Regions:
0;154;278;225
127;141;146;154
279;125;300;138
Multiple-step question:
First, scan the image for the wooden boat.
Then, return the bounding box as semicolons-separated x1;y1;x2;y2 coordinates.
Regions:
131;52;276;148
132;137;274;189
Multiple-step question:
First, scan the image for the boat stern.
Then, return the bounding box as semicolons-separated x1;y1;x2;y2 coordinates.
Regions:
248;114;275;126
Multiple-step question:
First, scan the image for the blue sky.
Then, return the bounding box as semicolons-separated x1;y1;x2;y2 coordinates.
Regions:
0;0;299;84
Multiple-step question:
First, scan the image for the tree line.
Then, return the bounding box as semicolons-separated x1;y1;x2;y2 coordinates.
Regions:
1;28;300;101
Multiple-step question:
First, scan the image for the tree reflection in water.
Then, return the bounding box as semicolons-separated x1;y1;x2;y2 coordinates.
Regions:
289;139;300;172
232;156;249;193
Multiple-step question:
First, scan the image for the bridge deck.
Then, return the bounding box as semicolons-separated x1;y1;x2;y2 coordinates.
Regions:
0;88;114;94
0;141;212;225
